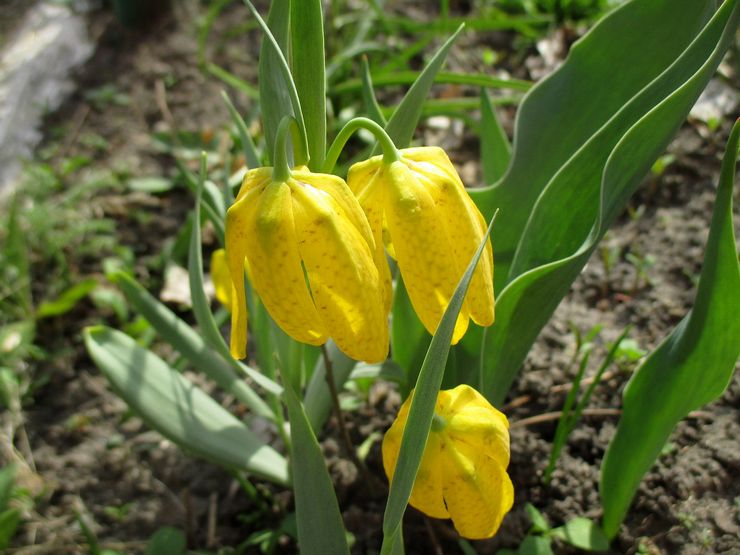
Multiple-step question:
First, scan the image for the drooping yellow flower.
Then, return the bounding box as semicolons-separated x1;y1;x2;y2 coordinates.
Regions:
210;248;233;312
382;384;513;540
225;166;389;363
347;147;494;344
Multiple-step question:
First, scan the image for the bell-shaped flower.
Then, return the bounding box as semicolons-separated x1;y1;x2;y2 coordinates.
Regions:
225;166;389;363
347;147;494;344
382;384;513;539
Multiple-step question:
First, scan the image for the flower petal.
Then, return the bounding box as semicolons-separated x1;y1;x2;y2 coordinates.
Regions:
384;161;470;343
291;180;389;362
441;436;514;539
406;151;494;327
235;167;273;202
210;248;233;312
228;181;327;354
381;396;449;519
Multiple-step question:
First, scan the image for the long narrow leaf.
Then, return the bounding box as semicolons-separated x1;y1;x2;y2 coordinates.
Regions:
334;71;531;96
222;91;261;169
291;0;326;169
281;377;350;555
303;340;356;432
112;272;278;417
85;326;289;485
381;213;497;554
361;56;387;126
600;120;740;538
383;25;464;149
480;88;511;184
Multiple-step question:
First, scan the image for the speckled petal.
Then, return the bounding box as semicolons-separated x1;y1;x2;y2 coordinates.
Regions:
384;161;470;343
441;435;514;539
406;150;494;327
210;248;232;312
234;167;273;202
291;180;389;363
381;396;449;519
228;181;327;355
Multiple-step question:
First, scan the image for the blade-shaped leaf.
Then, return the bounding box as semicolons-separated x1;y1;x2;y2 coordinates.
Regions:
281;376;350;555
222;91;261;169
600;120;740;538
361;56;387;126
390;278;429;397
479;88;511;184
381;214;496;554
383;25;464;149
291;0;326;169
477;0;739;404
112;272;278;417
84;326;289;485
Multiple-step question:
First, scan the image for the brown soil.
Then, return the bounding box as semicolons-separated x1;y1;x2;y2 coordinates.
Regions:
5;2;738;554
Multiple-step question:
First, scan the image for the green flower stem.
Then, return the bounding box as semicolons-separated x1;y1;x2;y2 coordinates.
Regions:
322;117;401;173
273;116;296;182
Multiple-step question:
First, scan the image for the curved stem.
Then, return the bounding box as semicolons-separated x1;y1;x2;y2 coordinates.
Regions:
323;117;401;173
272;116;295;182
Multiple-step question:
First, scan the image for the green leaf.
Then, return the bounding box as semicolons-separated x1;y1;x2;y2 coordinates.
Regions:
145;527;186;555
0;509;21;551
518;535;553;555
281;375;349;555
475;0;739;404
390;278;430;396
600;120;740;538
248;0;307;165
383;25;464;149
290;0;326;169
525;503;550;534
334;71;531;96
380;213;496;554
36;278;97;319
112;272;279;418
550;517;609;551
84;326;289;485
361;56;387;126
480;88;511;183
0;465;16;513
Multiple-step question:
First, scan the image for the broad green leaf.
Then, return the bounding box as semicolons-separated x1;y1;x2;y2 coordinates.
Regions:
145;527;186;555
281;375;349;555
112;272;278;417
187;155;283;402
303;340;356;432
291;0;326;169
383;25;464;149
476;0;738;404
600;120;740;538
517;535;553;555
480;88;511;183
36;278;97;319
471;0;716;290
380;214;496;554
550;518;609;552
222;91;261;169
84;326;289;485
0;509;20;550
525;503;550;534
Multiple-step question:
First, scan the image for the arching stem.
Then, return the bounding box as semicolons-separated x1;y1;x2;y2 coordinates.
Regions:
323;117;401;173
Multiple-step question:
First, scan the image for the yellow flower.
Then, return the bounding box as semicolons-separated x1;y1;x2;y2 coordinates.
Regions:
382;384;513;540
210;248;233;312
225;166;389;363
347;147;494;344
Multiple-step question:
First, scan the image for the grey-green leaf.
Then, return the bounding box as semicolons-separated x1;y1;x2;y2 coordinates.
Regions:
600;120;740;538
281;377;349;555
84;326;289;485
479;88;511;184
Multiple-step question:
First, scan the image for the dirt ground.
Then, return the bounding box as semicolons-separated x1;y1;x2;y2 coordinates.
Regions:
4;1;739;554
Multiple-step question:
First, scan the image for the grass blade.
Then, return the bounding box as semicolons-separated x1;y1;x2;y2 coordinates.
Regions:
479;88;511;184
